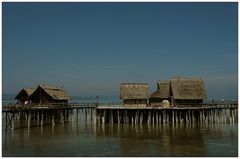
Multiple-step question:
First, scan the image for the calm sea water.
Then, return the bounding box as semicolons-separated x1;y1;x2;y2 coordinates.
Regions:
2;94;238;157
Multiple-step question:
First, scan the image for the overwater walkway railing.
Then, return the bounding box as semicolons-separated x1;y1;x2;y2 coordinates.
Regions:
2;102;97;112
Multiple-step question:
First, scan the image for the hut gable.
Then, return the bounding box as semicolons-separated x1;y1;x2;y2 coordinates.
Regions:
15;88;35;100
153;80;170;99
39;85;69;100
170;78;207;100
120;83;149;100
29;85;69;103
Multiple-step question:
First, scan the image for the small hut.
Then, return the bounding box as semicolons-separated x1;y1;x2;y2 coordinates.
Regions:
29;85;69;104
150;80;170;105
170;77;207;105
120;83;149;106
15;88;35;104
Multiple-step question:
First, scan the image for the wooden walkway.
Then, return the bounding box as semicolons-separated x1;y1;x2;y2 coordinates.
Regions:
2;103;96;112
2;102;238;130
95;103;238;125
2;103;97;130
97;103;238;110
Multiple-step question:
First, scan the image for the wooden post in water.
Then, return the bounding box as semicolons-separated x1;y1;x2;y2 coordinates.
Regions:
104;110;107;124
85;108;88;123
52;113;55;126
172;110;174;124
175;110;178;124
110;110;113;124
41;112;44;127
37;111;40;126
152;110;154;125
124;110;127;124
61;110;63;124
93;108;96;124
131;111;134;124
76;109;79;122
187;110;189;124
90;108;93;123
136;110;138;124
117;110;120;124
11;113;15;130
147;110;151;125
28;111;31;129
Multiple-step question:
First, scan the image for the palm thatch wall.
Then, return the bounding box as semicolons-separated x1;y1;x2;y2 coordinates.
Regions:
120;83;149;105
29;85;69;104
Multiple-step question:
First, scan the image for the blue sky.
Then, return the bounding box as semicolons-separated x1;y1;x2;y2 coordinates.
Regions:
2;2;238;99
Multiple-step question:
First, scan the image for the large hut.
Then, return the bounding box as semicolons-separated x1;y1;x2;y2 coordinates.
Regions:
29;85;69;104
170;77;207;105
15;88;35;104
120;83;149;106
150;77;207;106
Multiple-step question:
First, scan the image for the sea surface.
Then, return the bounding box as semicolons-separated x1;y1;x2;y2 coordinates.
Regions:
2;94;238;157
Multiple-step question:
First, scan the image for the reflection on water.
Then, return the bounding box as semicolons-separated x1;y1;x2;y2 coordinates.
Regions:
2;121;238;157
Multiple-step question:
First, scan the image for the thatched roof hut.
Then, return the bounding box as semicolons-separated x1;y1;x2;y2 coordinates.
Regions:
150;77;207;105
120;83;149;106
120;83;149;100
170;77;206;100
15;88;35;104
29;85;69;104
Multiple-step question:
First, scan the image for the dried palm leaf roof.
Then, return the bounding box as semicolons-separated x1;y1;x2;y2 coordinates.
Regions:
15;88;35;99
28;84;69;100
150;90;161;98
170;77;207;99
150;80;170;99
120;83;149;99
38;85;69;100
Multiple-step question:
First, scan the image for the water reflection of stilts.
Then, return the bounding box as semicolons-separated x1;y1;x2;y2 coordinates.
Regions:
93;122;236;156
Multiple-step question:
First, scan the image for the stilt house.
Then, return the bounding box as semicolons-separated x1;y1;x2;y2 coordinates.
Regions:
15;88;35;104
29;85;69;104
120;83;149;106
150;77;207;106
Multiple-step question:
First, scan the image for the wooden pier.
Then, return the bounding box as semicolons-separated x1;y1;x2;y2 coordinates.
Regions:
95;103;238;125
2;103;96;130
2;103;238;130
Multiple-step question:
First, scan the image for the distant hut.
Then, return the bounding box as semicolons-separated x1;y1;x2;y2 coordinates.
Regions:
29;85;69;104
150;80;170;105
120;83;149;106
15;88;35;105
170;77;207;105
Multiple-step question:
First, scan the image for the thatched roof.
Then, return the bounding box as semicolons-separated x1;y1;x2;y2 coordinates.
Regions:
120;83;149;100
150;90;161;98
151;80;170;99
30;85;69;100
15;88;35;99
170;77;207;99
